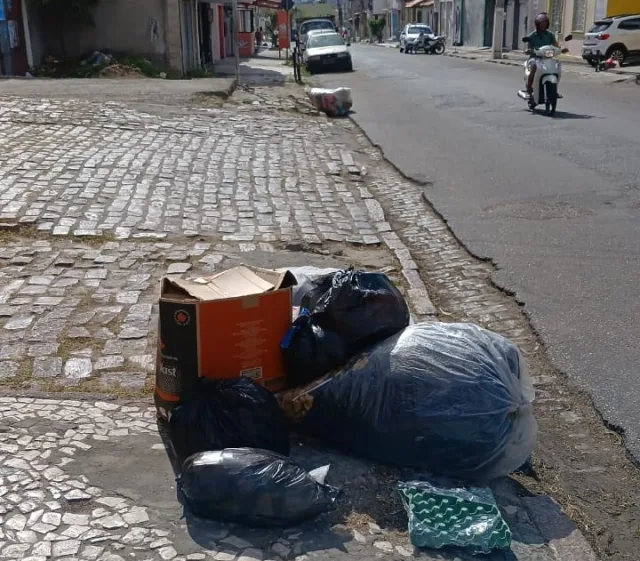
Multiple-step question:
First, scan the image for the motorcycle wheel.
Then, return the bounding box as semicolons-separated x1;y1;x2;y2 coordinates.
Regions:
544;82;558;117
433;43;445;55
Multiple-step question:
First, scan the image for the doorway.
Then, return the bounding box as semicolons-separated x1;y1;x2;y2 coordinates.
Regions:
484;0;495;47
0;0;29;76
199;2;212;67
224;5;233;57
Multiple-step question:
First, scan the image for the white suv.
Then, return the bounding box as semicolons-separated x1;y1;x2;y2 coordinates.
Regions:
399;24;433;53
582;14;640;66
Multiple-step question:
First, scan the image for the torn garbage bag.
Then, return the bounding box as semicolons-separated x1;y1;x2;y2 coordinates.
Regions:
284;266;339;307
179;448;340;527
168;377;290;462
280;322;536;482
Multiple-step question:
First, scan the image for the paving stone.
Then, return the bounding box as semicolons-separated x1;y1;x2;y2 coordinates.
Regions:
167;263;192;275
118;327;147;340
6;513;27;531
94;355;125;371
3;315;34;330
52;539;82;556
122;507;149;525
0;360;20;379
238;550;264;561
64;358;93;379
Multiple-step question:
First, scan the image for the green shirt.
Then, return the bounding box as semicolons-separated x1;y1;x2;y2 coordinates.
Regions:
527;30;556;50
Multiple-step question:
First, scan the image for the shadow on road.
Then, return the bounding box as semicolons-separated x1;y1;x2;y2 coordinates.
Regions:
551;110;595;120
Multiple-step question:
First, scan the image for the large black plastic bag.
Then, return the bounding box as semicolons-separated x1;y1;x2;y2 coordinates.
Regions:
168;377;290;462
301;268;410;354
179;448;340;527
285;266;339;307
280;322;536;482
281;309;347;388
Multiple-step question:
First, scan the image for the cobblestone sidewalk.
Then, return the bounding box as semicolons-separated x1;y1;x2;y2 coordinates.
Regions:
0;83;597;561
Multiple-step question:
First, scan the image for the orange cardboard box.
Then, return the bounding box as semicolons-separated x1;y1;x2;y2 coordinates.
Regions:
154;265;295;419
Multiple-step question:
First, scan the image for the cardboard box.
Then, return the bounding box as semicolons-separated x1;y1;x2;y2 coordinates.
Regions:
155;265;296;419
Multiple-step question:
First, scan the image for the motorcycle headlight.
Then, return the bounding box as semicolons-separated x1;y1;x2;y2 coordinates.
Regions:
544;50;555;58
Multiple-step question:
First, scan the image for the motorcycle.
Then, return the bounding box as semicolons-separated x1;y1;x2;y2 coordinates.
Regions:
406;34;446;55
517;34;572;117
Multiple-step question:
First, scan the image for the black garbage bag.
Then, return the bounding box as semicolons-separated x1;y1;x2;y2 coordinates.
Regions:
179;448;340;527
168;377;290;462
281;309;348;388
280;322;536;482
286;266;338;307
300;268;410;355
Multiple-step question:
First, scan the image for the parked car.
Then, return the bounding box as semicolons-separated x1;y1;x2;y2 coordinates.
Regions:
582;14;640;66
399;24;434;53
304;32;353;74
299;19;338;49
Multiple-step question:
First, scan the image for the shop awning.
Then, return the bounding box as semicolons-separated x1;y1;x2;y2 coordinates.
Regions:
405;0;434;8
240;0;281;8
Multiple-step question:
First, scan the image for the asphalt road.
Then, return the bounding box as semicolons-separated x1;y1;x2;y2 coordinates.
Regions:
318;45;640;458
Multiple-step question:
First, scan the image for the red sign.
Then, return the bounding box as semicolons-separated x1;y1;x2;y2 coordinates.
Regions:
278;10;290;49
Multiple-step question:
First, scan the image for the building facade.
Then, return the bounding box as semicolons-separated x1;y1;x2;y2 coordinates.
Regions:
534;0;638;56
0;0;275;77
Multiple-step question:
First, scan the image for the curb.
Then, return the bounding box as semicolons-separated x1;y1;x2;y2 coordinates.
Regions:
198;77;238;100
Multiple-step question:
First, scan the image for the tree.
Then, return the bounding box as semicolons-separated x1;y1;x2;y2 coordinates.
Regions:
266;12;279;47
36;0;100;58
368;17;385;42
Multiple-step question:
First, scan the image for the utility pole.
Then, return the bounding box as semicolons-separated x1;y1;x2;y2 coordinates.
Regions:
491;0;505;60
232;0;241;83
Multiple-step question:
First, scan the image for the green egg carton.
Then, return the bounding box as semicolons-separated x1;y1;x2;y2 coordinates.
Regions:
397;480;512;554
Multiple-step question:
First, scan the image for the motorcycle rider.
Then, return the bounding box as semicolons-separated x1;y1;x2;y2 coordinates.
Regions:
524;13;559;98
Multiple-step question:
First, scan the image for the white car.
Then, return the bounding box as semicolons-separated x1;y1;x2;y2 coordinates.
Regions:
299;19;337;49
399;24;434;53
303;32;352;74
582;13;640;66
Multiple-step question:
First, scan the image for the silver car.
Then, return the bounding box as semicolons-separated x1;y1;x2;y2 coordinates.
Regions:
399;24;434;53
303;32;353;74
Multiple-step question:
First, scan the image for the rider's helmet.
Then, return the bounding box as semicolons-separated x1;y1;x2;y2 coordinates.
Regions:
534;12;550;32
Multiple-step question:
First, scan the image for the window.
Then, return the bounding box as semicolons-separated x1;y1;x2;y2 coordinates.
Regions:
549;0;564;35
588;21;612;33
571;0;586;33
238;9;254;33
307;33;344;48
408;25;432;34
618;18;640;30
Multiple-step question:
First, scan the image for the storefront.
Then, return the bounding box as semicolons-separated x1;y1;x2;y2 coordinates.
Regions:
0;0;29;76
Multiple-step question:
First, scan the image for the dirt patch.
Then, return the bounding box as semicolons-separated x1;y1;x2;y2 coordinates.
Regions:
99;64;145;79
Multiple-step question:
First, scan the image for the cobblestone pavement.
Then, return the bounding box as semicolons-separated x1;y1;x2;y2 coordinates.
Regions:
0;85;598;561
0;98;378;245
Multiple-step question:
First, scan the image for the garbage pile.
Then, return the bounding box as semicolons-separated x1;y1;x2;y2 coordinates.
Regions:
307;87;353;117
156;264;535;547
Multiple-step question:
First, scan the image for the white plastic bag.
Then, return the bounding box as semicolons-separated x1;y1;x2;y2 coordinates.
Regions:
307;87;353;117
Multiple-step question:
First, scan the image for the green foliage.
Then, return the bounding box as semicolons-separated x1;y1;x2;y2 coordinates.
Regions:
36;0;100;26
368;18;386;41
266;12;279;45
